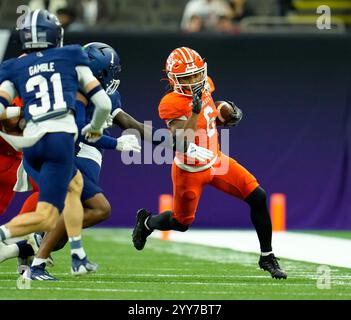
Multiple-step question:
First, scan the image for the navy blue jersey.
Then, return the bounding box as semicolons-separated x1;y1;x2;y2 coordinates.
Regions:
85;90;122;124
75;90;121;155
0;45;89;122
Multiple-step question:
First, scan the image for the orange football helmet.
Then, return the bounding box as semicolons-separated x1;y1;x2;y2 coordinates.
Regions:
165;47;207;96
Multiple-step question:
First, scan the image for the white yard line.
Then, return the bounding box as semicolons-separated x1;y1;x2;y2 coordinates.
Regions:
152;230;351;269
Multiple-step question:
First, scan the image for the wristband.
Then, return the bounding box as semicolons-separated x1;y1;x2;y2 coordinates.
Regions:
6;107;21;119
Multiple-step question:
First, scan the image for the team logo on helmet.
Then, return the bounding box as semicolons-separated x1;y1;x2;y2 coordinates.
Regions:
166;47;207;96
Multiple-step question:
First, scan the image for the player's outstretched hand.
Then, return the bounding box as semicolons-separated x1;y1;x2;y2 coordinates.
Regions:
81;123;103;143
191;86;203;114
186;142;213;162
116;134;141;153
227;101;243;127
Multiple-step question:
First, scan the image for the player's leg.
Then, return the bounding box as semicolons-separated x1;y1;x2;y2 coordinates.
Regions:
42;193;111;253
132;163;208;250
0;192;39;265
0;134;72;239
209;153;287;279
31;192;111;280
7;175;109;280
0;201;59;238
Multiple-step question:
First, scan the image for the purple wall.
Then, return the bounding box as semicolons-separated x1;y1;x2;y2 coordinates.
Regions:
2;33;351;229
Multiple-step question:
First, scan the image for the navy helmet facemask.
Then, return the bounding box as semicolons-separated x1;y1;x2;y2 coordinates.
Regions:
18;9;64;51
83;42;121;95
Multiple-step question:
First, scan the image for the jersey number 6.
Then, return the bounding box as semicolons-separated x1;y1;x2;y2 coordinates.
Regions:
203;105;216;138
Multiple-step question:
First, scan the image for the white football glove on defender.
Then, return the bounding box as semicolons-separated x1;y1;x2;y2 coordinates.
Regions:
116;135;141;153
186;142;214;162
81;124;103;143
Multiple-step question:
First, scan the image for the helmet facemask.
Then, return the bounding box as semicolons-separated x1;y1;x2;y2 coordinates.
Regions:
168;63;207;97
103;64;121;95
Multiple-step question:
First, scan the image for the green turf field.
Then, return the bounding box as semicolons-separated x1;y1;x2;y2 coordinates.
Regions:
0;228;350;300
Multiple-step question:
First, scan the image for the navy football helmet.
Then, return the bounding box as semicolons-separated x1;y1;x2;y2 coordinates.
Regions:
83;42;121;95
18;9;64;51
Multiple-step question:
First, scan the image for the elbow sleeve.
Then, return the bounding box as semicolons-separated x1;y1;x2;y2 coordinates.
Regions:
89;89;112;130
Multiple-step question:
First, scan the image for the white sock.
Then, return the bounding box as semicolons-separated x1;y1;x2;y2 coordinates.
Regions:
69;236;86;260
261;251;273;257
0;243;19;263
0;226;11;241
31;257;47;267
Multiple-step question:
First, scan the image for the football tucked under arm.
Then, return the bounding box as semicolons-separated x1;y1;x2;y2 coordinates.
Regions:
215;100;243;127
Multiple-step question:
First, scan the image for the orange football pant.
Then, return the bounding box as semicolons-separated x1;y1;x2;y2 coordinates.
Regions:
172;153;259;225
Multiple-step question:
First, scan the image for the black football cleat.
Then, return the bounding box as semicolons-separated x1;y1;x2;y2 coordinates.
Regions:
259;253;287;280
132;209;153;251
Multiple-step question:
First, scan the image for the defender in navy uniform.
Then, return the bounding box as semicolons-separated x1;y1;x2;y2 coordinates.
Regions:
15;42;214;280
0;10;112;276
25;43;142;280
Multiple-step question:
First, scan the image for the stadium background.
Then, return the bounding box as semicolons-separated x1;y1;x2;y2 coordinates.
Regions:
0;0;351;230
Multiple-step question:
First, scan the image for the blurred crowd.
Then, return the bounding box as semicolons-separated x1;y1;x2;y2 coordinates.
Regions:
181;0;293;34
25;0;294;32
18;0;349;33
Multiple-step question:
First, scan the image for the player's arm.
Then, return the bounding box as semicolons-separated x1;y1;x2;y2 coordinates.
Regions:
75;94;140;152
168;89;202;144
0;106;22;121
113;109;157;144
0;80;17;119
76;66;112;142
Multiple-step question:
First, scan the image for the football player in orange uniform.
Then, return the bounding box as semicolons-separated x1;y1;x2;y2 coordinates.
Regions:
132;47;287;279
0;98;23;215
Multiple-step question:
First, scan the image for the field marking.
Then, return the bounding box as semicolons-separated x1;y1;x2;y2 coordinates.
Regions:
0;278;333;287
0;286;350;297
0;272;273;278
0;272;321;279
151;230;351;269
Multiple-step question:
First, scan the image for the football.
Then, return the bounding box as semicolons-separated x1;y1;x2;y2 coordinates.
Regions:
215;101;235;126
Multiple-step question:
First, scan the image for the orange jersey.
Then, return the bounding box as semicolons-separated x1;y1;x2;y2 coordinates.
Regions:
0;97;23;158
158;77;219;170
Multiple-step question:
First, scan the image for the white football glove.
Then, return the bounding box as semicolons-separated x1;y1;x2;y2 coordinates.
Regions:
186;142;214;162
102;114;114;129
116;134;141;153
81;124;103;143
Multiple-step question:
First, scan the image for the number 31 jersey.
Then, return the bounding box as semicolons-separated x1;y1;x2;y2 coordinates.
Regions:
158;77;220;170
0;44;90;123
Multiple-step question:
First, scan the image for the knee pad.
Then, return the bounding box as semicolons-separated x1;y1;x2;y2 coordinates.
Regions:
245;186;267;205
169;217;190;232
